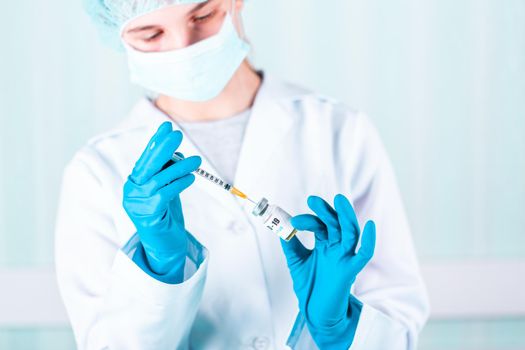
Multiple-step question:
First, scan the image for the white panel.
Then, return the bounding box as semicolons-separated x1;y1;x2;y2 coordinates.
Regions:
1;261;525;326
0;268;69;326
421;260;525;319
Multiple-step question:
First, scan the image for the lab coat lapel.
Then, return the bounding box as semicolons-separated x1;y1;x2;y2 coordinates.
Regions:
232;73;302;205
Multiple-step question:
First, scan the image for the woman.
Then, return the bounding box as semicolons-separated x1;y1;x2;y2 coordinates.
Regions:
55;0;429;349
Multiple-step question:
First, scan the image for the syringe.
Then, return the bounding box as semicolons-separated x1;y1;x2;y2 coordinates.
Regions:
172;152;256;204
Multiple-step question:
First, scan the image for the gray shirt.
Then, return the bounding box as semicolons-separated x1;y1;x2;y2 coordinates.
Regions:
175;108;251;184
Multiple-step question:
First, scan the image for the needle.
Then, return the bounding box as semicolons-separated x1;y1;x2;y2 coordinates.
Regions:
172;152;256;203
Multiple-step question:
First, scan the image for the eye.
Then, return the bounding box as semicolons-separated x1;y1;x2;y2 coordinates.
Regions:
143;31;163;42
192;10;216;24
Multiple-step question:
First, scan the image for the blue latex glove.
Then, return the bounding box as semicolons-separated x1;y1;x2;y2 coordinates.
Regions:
280;194;376;349
123;121;202;283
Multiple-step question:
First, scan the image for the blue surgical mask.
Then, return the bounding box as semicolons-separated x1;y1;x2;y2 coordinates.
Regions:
123;13;250;102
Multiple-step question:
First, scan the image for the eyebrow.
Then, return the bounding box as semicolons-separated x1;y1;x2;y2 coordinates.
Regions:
126;1;212;34
127;25;158;34
188;0;212;15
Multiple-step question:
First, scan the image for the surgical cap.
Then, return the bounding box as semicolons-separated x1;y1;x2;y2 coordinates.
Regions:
83;0;208;50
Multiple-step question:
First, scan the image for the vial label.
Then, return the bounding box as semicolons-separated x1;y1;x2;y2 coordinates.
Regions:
263;207;295;240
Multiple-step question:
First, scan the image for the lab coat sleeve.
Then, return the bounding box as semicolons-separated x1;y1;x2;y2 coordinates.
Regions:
343;112;430;349
286;111;430;349
55;147;209;350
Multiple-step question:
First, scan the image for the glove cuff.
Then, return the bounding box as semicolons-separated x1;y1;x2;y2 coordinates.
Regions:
133;242;186;284
306;295;363;349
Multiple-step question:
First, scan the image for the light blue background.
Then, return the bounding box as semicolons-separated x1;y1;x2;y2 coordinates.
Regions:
0;0;524;348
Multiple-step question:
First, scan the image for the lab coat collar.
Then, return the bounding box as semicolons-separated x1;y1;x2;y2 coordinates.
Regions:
119;71;312;130
119;71;313;217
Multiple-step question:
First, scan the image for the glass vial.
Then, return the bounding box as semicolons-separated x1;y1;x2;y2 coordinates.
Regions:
251;197;297;241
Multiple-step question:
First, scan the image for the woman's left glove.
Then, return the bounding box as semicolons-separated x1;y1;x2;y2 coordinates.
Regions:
280;194;376;349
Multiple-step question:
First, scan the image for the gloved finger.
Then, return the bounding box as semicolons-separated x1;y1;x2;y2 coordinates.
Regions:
291;214;328;242
123;175;145;199
149;122;173;151
159;152;186;172
131;130;183;185
133;130;183;182
156;173;196;205
307;195;341;245
133;122;172;175
144;156;202;196
333;193;361;253
348;220;376;273
279;236;310;269
164;151;185;168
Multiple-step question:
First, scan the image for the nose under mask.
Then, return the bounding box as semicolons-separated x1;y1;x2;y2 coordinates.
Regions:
123;13;251;102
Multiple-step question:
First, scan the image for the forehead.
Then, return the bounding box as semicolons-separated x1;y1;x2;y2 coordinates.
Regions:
123;0;223;33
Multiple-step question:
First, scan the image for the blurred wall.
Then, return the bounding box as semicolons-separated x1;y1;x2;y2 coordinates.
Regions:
0;0;524;349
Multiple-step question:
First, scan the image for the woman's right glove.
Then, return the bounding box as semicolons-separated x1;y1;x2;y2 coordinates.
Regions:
123;121;202;282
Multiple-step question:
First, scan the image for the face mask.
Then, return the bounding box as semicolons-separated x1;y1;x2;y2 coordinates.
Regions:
123;13;250;102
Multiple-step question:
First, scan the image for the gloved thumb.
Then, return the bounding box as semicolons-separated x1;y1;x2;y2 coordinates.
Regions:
280;235;309;269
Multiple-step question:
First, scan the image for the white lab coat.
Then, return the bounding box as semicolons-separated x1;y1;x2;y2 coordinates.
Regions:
55;72;429;350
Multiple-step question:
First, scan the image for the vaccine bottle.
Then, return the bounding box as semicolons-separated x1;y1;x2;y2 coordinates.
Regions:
251;198;297;241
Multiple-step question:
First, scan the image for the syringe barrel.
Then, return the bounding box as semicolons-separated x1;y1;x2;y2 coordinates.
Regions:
172;152;232;191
